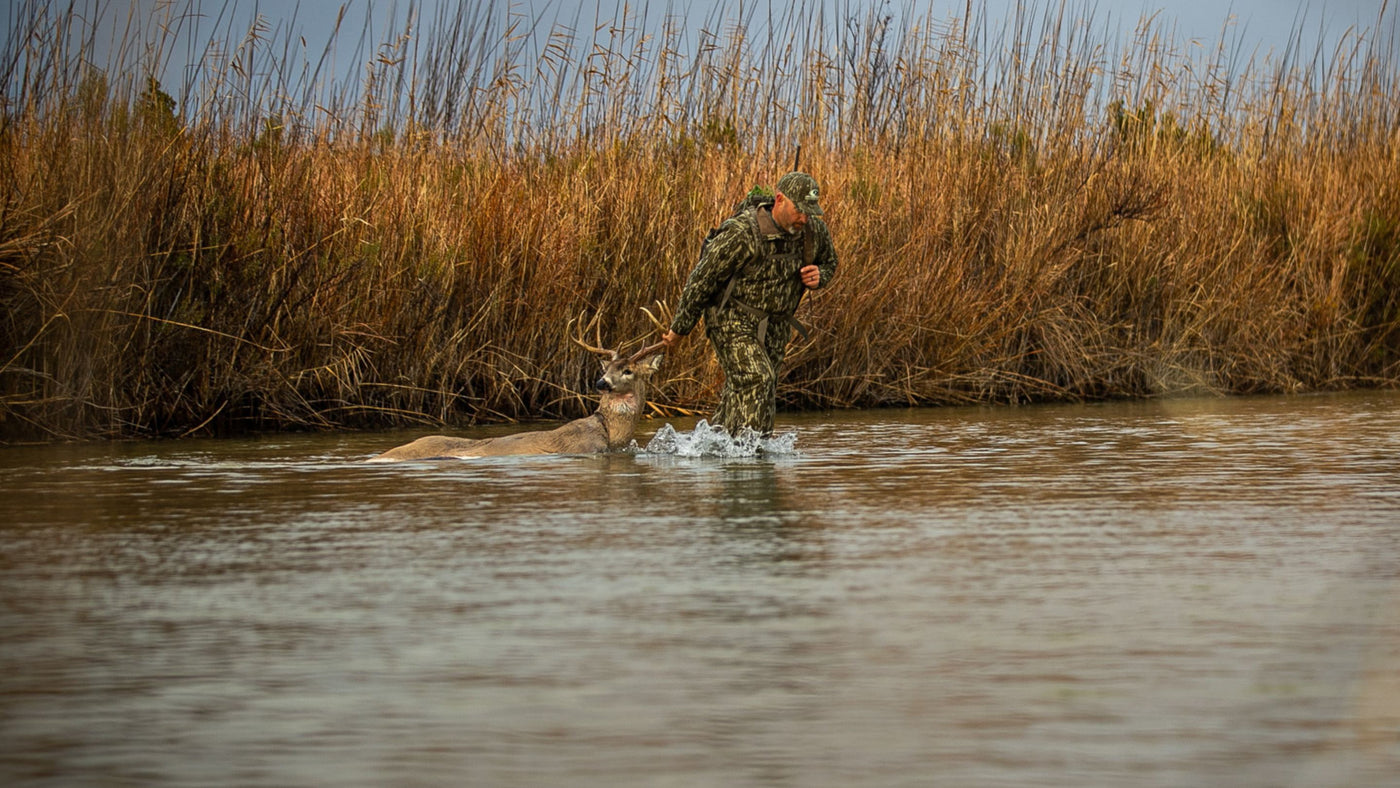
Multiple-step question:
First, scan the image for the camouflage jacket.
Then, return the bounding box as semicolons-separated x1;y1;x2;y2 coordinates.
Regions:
670;203;838;336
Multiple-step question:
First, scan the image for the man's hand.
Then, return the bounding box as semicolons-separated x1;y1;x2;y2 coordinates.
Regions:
799;265;821;289
661;330;681;348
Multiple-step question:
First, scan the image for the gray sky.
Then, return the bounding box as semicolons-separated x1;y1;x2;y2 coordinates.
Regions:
9;0;1396;95
46;0;1400;56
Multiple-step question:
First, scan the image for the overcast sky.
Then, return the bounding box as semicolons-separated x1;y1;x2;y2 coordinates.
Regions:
132;0;1393;48
9;0;1397;93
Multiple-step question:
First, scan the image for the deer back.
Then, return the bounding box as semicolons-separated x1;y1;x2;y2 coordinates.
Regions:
368;332;664;461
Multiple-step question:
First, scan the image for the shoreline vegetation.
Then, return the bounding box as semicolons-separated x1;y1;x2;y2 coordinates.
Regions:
2;0;1397;442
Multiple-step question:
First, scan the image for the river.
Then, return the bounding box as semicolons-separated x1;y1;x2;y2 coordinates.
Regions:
2;391;1398;787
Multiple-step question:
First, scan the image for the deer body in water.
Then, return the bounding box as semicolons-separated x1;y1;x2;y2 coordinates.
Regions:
369;330;665;462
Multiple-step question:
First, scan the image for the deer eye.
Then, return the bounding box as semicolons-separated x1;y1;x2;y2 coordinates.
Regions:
623;368;634;376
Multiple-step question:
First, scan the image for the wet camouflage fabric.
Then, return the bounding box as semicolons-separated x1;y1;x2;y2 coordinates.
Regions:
670;203;839;434
705;301;794;435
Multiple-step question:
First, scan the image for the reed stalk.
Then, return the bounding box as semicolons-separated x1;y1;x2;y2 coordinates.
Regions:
2;0;1397;440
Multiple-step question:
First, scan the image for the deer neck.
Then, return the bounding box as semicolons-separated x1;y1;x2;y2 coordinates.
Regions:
594;385;646;448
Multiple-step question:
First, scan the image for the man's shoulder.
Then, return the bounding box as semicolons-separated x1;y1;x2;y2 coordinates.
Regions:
731;202;765;225
712;206;762;242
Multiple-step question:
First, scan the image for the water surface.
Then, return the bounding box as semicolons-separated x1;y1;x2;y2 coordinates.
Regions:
2;392;1398;787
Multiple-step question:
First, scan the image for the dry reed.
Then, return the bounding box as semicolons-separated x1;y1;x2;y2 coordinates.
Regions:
1;0;1397;440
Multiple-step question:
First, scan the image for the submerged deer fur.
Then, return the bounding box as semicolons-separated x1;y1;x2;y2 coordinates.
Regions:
369;319;665;461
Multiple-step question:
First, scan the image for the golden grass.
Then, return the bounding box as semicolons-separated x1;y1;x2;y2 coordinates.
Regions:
1;0;1397;440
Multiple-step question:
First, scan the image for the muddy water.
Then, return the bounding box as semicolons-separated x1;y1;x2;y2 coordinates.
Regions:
2;392;1398;787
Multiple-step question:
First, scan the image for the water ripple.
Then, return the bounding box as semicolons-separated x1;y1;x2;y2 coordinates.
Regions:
2;391;1398;787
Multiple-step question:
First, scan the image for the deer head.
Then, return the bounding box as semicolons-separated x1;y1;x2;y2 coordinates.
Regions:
570;313;666;418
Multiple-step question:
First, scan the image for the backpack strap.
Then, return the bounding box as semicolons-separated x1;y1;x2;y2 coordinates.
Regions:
711;198;813;344
715;204;767;313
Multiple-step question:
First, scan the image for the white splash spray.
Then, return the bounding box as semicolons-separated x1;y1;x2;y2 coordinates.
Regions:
641;419;798;458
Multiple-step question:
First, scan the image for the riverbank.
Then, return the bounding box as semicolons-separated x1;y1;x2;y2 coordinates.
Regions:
2;1;1397;441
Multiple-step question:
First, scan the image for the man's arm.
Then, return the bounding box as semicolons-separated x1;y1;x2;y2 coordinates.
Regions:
668;219;753;337
798;217;838;290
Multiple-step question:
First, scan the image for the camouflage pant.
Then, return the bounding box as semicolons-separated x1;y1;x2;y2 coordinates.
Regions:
705;306;792;436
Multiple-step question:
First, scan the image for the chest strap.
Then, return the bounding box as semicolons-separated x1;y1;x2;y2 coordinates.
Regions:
726;297;811;346
714;207;814;346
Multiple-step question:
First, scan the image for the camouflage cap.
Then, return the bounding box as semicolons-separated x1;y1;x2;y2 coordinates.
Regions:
776;171;824;216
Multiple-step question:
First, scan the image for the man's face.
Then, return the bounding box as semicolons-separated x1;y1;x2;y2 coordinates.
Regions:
773;193;808;233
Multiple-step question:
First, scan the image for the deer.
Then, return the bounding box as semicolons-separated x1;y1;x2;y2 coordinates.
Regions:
367;315;666;461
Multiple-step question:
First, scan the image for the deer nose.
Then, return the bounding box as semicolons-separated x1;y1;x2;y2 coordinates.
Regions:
595;377;612;391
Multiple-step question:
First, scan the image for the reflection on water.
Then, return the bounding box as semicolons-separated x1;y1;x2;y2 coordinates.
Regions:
2;392;1398;787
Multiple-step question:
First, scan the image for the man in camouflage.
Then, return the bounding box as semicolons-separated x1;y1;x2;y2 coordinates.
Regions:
660;172;838;436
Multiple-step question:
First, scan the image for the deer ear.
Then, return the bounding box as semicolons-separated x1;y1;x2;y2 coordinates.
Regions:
639;353;663;372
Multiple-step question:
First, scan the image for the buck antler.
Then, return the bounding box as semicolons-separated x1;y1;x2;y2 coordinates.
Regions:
569;311;617;360
629;340;667;363
640;300;672;334
631;300;671;362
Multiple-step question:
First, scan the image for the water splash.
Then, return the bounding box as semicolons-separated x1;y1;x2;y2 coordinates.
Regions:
641;419;797;458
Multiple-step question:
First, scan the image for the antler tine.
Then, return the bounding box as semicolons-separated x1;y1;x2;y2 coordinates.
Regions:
629;340;667;364
595;312;611;359
570;311;617;359
640;300;673;334
629;303;671;363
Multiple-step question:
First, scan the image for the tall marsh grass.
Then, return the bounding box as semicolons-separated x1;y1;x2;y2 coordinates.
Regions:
2;0;1398;440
